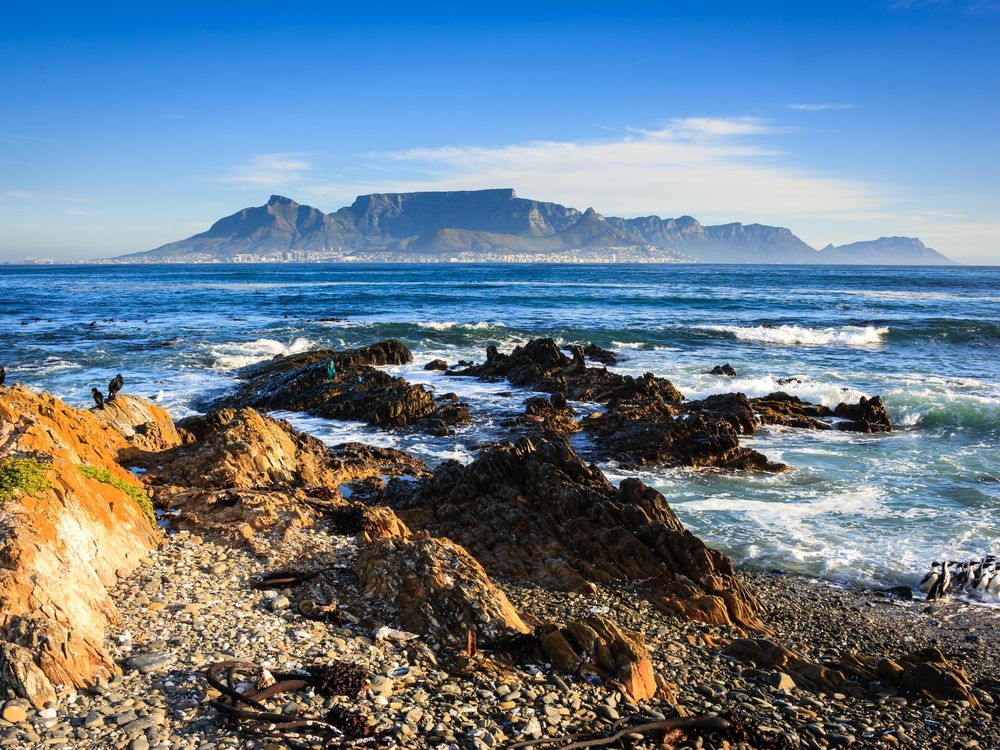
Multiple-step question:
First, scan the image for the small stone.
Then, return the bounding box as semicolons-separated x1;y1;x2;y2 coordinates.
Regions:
126;652;176;674
0;703;27;724
270;596;290;611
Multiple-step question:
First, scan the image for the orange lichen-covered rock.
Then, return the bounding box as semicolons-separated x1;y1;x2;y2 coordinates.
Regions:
0;386;159;704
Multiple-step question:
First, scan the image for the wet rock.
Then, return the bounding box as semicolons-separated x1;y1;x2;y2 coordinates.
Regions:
833;396;892;433
751;392;835;430
387;434;763;628
708;363;737;377
582;343;618;365
538;615;659;701
424;359;448;371
355;529;530;642
503;394;579;435
453;338;682;404
210;340;469;431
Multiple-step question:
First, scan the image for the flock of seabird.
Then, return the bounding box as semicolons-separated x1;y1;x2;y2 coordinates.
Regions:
920;556;1000;600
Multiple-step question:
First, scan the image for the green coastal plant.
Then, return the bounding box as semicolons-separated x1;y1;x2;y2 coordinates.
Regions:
0;457;52;503
79;464;155;522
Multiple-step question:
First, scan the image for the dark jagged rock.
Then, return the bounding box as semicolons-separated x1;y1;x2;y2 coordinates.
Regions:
589;409;786;472
385;433;763;629
210;340;469;431
582;343;618;365
452;338;683;404
708;363;737;377
751;392;893;433
502;393;579;435
751;392;834;430
685;392;758;435
423;358;448;371
833;395;892;433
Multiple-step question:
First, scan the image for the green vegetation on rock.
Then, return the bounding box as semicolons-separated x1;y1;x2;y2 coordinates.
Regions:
0;457;52;503
79;464;154;522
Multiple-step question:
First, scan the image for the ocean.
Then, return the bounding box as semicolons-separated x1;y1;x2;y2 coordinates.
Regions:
2;262;998;593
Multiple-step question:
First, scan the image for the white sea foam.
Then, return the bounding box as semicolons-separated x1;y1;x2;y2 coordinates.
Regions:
703;324;889;346
416;320;506;331
209;337;317;370
683;374;864;408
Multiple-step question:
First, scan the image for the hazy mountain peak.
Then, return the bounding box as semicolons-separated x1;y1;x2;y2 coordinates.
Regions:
267;195;297;206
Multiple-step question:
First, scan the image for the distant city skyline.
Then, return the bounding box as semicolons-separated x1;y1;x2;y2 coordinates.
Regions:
1;1;998;263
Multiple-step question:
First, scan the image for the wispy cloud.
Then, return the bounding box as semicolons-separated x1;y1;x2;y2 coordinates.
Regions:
786;103;856;111
215;153;313;188
303;117;883;222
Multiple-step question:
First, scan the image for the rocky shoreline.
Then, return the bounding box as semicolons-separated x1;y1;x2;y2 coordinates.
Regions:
0;338;995;750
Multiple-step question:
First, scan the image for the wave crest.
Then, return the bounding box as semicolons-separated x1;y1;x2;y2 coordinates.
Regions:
704;324;889;346
209;337;316;370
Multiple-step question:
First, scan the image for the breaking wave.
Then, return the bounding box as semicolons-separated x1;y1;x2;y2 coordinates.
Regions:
209;337;317;370
703;324;889;346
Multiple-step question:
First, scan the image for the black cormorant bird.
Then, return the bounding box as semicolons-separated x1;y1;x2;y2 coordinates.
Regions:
92;388;105;409
107;373;124;401
0;366;5;387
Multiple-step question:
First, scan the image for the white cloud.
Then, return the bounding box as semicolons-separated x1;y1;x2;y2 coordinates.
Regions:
786;103;857;111
215;153;313;188
305;117;883;222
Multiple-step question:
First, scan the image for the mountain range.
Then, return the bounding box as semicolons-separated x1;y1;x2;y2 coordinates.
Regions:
117;189;955;265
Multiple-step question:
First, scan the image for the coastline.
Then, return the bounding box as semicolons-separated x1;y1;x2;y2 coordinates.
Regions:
5;530;996;750
1;330;997;749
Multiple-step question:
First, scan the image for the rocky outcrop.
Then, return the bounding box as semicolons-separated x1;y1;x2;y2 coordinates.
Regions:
423;359;448;371
751;392;893;432
726;639;980;706
355;515;530;643
89;393;182;454
539;616;660;701
387;434;763;629
0;387;159;704
145;409;426;555
581;343;618;365
708;363;737;377
212;340;469;433
502;394;579;436
833;396;892;433
453;338;684;404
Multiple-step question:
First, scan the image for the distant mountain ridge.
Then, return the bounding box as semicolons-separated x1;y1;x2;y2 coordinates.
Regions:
119;189;956;265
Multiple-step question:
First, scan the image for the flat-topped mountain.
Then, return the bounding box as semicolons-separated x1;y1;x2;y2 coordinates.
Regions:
119;189;955;264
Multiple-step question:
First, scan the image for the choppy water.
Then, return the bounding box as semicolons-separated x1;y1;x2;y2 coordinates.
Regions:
2;263;998;592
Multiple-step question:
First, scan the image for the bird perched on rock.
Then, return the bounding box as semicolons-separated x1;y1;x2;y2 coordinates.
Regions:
0;366;5;387
92;387;105;409
107;373;124;401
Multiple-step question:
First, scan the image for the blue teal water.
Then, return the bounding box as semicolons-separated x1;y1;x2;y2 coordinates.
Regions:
2;263;998;591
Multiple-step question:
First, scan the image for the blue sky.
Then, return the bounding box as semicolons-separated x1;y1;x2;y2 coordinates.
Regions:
1;1;998;262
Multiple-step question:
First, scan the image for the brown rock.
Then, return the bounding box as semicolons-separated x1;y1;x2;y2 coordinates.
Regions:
539;615;659;701
833;395;893;433
387;434;763;629
89;393;181;454
355;532;530;642
724;638;845;692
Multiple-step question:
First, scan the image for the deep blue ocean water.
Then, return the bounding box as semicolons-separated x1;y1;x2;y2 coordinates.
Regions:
2;263;998;591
